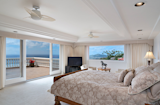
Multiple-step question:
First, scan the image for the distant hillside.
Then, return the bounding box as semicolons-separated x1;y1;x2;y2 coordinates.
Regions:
89;54;107;59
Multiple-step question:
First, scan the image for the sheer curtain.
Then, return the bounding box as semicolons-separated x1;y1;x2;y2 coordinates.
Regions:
126;43;152;69
0;36;6;89
61;45;74;74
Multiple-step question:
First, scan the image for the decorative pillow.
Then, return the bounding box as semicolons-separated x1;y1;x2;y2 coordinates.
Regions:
124;70;134;86
135;66;153;75
88;67;96;70
118;70;128;82
150;62;160;69
150;81;160;97
153;64;160;73
128;70;160;95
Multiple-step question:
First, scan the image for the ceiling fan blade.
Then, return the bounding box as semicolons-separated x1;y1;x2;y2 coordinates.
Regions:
93;36;99;38
24;7;40;18
41;15;55;21
23;16;31;19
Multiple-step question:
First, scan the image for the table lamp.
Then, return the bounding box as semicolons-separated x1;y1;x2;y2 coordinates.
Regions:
144;51;155;66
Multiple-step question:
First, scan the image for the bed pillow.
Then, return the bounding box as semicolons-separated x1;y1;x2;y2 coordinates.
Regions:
124;70;135;86
153;64;160;73
150;81;160;97
150;62;160;69
135;66;153;76
118;70;128;82
128;70;160;95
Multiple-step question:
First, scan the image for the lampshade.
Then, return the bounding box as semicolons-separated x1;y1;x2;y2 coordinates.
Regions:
144;51;156;59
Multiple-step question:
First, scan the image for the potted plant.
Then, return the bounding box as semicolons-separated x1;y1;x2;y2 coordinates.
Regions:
29;59;35;67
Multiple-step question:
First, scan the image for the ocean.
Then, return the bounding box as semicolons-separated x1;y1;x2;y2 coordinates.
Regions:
6;55;59;58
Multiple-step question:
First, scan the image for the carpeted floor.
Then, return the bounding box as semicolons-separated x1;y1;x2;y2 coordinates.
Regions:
0;76;68;105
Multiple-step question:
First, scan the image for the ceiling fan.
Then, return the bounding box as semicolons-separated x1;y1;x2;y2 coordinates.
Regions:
24;5;55;21
88;32;99;38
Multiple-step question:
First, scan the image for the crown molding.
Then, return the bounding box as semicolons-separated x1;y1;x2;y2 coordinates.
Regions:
148;14;160;39
0;31;73;45
82;0;131;39
0;15;78;42
74;39;154;46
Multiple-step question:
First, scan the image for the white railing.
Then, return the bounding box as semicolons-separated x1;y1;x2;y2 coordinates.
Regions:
6;57;59;70
6;58;20;68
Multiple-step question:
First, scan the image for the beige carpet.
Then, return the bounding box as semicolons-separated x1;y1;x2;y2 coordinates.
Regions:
0;76;68;105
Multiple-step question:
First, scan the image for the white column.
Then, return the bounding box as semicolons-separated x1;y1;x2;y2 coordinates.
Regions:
0;36;6;89
22;40;26;80
49;43;53;75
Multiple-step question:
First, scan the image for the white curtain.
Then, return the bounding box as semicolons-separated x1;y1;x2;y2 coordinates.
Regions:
0;36;6;89
61;45;74;74
127;43;152;69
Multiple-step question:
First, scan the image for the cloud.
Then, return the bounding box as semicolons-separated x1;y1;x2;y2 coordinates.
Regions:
6;38;20;45
26;40;49;48
41;42;49;48
26;40;40;48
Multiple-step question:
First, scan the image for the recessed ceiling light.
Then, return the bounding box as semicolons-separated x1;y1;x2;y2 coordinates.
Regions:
138;29;143;31
135;2;145;7
13;31;17;33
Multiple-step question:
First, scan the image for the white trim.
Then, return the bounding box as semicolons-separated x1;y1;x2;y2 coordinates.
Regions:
49;43;53;75
74;39;154;46
59;45;62;74
0;31;73;45
148;14;160;39
0;37;6;89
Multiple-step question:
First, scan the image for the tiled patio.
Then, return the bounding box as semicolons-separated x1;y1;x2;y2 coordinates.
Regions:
6;67;50;80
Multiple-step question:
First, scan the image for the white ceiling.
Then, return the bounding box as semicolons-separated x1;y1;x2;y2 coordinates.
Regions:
0;0;160;43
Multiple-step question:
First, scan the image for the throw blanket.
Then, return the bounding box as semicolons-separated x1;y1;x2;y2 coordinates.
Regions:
51;70;159;105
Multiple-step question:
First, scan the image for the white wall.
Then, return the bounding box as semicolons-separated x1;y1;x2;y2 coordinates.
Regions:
88;45;129;73
88;60;128;73
154;33;160;63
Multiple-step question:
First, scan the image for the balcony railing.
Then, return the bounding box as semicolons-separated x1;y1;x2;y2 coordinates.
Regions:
6;57;59;70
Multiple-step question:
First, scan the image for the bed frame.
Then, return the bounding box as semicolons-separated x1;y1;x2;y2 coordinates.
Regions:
54;70;151;105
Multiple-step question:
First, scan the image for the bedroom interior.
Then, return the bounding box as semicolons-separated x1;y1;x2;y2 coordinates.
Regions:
0;0;160;105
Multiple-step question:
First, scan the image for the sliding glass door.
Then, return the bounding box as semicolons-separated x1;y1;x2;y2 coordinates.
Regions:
50;43;61;75
52;44;60;71
5;38;26;85
6;38;22;79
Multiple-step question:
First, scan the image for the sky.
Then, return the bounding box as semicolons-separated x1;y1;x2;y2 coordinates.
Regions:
89;45;124;55
6;38;123;56
6;38;59;56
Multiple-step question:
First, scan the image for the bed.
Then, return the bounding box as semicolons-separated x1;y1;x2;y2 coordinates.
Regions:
51;70;159;105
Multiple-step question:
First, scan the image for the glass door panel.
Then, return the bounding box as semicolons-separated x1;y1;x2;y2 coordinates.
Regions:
6;38;23;79
52;44;60;71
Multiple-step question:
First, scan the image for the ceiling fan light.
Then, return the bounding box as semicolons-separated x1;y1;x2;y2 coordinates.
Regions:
135;2;145;7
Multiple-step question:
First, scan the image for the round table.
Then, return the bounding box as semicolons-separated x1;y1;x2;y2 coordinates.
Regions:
98;67;111;72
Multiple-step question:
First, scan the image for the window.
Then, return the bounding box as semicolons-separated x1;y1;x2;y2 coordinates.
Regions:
89;45;124;61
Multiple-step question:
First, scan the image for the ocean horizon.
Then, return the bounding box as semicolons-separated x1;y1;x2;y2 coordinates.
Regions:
6;54;59;58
